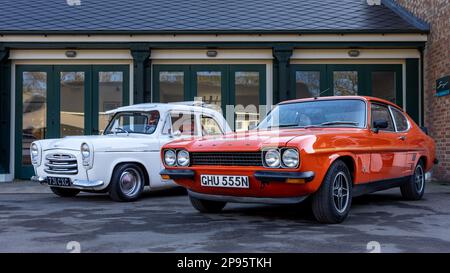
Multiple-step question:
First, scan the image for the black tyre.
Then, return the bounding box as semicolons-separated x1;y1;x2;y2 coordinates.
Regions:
50;187;80;197
109;163;145;202
189;195;226;213
311;160;353;224
401;160;425;200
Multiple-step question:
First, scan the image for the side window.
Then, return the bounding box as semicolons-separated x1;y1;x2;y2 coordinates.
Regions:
390;107;409;132
371;103;395;132
163;112;197;136
201;115;223;136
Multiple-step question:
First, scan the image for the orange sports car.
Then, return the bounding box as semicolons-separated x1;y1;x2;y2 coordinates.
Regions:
160;96;437;223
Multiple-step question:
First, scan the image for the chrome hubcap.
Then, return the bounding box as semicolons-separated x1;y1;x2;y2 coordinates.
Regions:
333;171;350;213
119;168;142;197
414;165;425;193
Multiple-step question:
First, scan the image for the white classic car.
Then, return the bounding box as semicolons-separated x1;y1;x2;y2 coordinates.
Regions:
30;103;231;201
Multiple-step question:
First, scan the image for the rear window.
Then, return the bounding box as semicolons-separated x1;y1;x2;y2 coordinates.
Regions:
390;107;409;131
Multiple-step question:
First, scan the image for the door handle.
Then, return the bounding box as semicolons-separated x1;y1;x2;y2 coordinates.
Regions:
399;135;406;141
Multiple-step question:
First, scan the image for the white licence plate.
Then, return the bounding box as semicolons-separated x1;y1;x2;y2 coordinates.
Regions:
200;175;250;189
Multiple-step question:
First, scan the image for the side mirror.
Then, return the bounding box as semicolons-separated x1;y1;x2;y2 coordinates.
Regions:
372;120;388;133
171;130;182;138
420;126;429;135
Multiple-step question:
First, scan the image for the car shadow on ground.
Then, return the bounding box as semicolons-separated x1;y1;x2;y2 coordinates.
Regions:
73;186;187;202
70;188;423;223
208;191;415;223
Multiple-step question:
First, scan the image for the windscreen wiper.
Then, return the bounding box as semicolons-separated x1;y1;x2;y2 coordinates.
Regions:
319;121;359;126
303;121;359;128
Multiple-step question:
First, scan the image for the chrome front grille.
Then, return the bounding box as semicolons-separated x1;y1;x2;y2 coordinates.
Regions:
44;153;78;175
190;152;263;166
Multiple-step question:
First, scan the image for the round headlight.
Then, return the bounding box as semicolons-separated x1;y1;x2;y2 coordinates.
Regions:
31;143;39;158
81;143;90;159
264;149;280;168
177;150;190;167
282;149;299;168
164;150;177;166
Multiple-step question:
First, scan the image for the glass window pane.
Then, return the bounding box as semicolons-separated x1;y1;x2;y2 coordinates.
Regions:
159;71;184;103
22;72;47;165
391;107;409;131
201;115;223;136
98;71;124;134
372;71;396;103
196;71;221;111
104;111;159;135
60;72;85;137
235;71;260;132
371;104;395;132
334;71;358;96
295;71;320;98
170;112;197;136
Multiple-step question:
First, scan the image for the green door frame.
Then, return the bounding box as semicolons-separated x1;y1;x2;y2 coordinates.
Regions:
15;64;130;179
229;64;266;107
153;64;266;113
229;64;267;130
152;64;191;102
290;64;328;97
190;65;229;112
15;65;54;178
54;65;92;136
92;65;130;133
366;64;403;107
290;64;403;107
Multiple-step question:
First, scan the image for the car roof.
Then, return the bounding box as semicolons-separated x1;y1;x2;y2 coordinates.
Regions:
105;102;222;115
280;96;404;111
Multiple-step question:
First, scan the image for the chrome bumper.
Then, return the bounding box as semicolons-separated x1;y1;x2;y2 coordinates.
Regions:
31;176;104;189
188;190;308;205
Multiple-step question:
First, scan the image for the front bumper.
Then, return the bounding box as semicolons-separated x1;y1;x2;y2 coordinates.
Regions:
160;169;195;179
31;176;104;189
188;190;308;204
160;169;315;183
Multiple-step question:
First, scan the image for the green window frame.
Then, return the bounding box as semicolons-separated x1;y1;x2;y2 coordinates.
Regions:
290;64;403;107
152;64;266;114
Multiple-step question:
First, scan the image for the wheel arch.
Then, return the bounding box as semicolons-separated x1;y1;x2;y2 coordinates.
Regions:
417;155;428;170
112;161;150;186
329;154;356;184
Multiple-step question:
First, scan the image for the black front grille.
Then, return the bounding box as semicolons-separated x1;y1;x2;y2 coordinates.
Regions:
190;152;263;166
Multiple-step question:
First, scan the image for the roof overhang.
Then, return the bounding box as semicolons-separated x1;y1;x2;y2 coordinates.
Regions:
0;33;428;44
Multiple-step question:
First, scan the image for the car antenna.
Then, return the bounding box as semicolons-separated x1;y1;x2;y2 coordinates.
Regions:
314;88;330;100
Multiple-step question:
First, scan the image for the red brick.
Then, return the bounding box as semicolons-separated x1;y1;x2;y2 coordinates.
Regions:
396;0;450;180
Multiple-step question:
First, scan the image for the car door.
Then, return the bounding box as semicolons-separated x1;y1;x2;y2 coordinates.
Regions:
369;103;406;182
389;106;416;177
159;110;198;145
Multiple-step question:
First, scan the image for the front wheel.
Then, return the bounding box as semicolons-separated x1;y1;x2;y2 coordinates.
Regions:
311;160;353;224
50;187;80;197
401;161;425;200
109;163;145;202
189;195;226;213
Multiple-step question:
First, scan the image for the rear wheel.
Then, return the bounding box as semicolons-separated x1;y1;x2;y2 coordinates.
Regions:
50;187;80;197
189;195;226;213
109;163;145;202
401;161;425;200
311;160;353;224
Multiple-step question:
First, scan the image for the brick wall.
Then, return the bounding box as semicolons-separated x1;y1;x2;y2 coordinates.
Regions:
395;0;450;180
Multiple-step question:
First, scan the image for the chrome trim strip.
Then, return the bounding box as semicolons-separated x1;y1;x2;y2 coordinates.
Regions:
31;176;104;189
72;179;104;188
44;168;78;174
45;163;78;168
